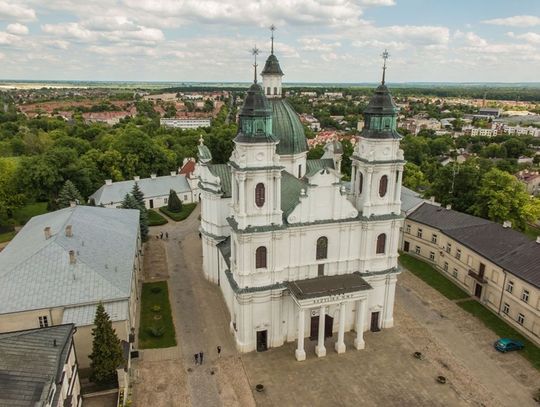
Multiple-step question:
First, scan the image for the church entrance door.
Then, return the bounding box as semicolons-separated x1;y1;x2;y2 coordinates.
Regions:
403;241;410;252
310;315;334;339
370;312;380;332
256;330;268;352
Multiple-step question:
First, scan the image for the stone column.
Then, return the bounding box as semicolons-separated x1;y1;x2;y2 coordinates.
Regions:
315;305;326;357
354;299;366;350
335;302;346;354
295;308;306;361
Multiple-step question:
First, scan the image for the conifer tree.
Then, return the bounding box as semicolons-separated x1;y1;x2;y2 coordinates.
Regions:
89;303;124;384
121;193;149;241
58;180;83;208
131;182;145;209
167;189;182;212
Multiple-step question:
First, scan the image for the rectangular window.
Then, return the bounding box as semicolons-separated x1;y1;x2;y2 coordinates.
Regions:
506;281;514;293
517;313;525;325
417;228;423;238
431;234;437;244
446;243;452;253
479;263;486;278
415;246;421;255
452;269;458;279
164;198;168;204
522;290;530;303
405;224;411;234
502;303;510;315
429;252;435;261
39;316;49;328
491;270;499;284
443;262;448;271
456;249;461;260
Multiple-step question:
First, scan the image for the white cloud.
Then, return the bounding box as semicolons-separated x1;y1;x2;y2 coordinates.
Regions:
454;31;488;47
6;23;29;35
0;1;36;21
359;0;395;6
42;22;95;41
507;31;540;45
483;15;540;27
298;38;341;52
0;31;18;45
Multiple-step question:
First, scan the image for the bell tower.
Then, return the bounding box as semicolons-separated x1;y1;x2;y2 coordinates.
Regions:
350;50;404;217
230;47;283;230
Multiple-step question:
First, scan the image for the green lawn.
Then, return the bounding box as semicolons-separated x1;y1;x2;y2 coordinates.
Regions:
458;300;540;371
12;202;49;225
523;224;540;240
159;203;197;222
0;230;16;243
147;209;168;226
138;281;176;349
398;253;470;300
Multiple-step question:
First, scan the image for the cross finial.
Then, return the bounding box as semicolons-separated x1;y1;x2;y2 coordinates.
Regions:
251;46;260;83
270;24;276;54
199;134;204;145
381;49;389;85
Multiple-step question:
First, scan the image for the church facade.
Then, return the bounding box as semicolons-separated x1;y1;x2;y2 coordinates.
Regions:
196;39;404;360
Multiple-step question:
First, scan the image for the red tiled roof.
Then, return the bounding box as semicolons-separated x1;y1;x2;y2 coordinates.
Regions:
180;160;196;176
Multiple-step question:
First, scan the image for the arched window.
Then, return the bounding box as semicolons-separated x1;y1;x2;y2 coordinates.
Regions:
267;87;271;95
379;175;388;197
256;246;267;269
358;172;363;194
274;87;278;95
376;233;386;254
316;237;328;260
255;183;265;207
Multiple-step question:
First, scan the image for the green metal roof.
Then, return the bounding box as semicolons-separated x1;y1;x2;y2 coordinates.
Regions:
261;54;284;76
208;164;232;198
270;99;308;155
281;171;308;217
305;159;335;177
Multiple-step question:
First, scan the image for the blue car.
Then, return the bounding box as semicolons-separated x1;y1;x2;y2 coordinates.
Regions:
494;338;524;352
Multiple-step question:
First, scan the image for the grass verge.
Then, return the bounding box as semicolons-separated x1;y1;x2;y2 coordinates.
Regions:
0;230;16;243
138;281;177;349
12;202;48;225
458;300;540;371
398;253;470;300
147;209;168;226
159;203;196;222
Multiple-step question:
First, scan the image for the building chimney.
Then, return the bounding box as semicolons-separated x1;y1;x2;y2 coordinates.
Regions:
150;173;157;179
134;175;140;181
65;225;73;237
69;201;76;208
44;227;51;240
105;179;113;186
446;204;452;210
430;196;435;203
170;171;177;177
503;221;512;228
536;236;540;244
69;250;76;264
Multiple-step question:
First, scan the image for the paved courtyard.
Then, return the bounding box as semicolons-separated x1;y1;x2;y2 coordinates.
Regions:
131;206;540;406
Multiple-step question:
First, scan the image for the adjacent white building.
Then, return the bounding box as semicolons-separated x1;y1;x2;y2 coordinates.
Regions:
160;117;211;129
197;40;404;360
90;172;197;209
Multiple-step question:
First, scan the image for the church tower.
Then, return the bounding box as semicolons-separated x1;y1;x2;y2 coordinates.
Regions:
230;47;283;230
351;50;404;217
261;25;284;98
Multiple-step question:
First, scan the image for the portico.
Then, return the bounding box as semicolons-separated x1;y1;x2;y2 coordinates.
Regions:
286;273;372;361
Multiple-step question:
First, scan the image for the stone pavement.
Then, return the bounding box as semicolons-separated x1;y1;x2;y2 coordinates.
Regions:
132;207;540;407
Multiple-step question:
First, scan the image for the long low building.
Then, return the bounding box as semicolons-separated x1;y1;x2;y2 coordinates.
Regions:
402;202;540;344
90;172;197;209
0;205;142;368
160;117;211;129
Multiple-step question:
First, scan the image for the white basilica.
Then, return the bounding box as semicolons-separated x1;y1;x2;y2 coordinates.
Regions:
196;37;404;360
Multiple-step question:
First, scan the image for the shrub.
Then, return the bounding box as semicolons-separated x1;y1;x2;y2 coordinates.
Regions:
167;189;183;212
149;326;164;337
151;286;162;294
151;305;161;313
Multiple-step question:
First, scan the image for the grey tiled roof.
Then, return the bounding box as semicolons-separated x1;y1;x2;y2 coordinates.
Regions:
408;203;540;287
208;164;232;198
400;187;426;215
281;171;308;218
305;159;335;177
286;273;372;300
216;237;231;269
0;206;139;314
90;174;191;206
0;324;74;407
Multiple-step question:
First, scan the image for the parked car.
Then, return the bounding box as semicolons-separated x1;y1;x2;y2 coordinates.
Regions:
494;338;524;352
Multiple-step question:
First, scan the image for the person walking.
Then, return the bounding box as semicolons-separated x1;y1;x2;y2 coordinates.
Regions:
217;346;221;358
160;231;163;239
199;351;204;365
165;231;169;240
194;353;199;365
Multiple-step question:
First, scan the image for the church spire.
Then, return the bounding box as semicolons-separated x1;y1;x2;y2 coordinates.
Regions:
381;49;389;85
252;46;260;83
270;24;276;55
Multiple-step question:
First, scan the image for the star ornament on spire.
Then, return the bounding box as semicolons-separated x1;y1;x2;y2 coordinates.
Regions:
251;46;260;83
381;49;390;85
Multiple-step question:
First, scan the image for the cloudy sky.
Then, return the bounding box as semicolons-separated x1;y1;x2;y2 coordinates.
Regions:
0;0;539;83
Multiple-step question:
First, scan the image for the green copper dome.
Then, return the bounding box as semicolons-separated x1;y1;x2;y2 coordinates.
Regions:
261;54;284;76
360;84;401;140
270;99;308;155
